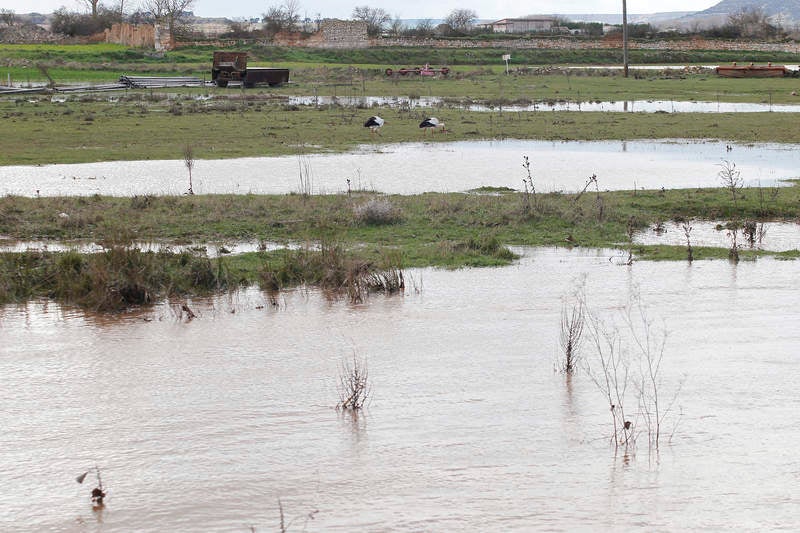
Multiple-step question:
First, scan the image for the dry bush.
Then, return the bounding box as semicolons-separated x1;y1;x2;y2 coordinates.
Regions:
336;351;371;411
353;197;402;225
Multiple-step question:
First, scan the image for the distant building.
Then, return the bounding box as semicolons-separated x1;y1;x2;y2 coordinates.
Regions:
488;16;556;33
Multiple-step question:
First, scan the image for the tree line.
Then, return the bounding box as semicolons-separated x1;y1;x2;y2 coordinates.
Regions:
1;1;795;42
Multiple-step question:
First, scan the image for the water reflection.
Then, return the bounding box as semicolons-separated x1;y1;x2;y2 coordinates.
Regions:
0;238;295;256
1;139;797;197
288;95;800;114
634;220;800;251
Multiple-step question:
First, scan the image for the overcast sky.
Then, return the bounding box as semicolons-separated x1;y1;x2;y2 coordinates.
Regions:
12;0;721;20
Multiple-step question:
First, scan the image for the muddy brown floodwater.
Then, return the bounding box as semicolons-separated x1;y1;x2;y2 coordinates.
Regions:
0;139;797;197
1;248;799;531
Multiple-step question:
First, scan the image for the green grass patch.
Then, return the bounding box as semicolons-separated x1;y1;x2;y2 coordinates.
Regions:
2;95;800;165
2;184;798;309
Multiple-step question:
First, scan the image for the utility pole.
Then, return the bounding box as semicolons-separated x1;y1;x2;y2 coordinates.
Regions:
622;0;629;77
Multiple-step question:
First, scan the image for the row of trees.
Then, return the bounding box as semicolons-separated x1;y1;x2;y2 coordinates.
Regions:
3;1;793;41
40;0;195;38
247;3;800;41
259;3;478;38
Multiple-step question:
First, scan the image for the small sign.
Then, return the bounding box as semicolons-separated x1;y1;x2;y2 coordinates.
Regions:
502;54;511;61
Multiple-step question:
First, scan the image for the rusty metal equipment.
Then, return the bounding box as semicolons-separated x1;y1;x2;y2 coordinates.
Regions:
212;51;290;88
385;64;450;77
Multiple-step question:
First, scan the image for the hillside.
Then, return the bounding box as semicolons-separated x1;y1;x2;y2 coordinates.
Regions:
698;0;800;18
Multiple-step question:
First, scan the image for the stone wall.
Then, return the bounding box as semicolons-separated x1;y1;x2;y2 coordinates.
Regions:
374;36;800;53
104;23;155;48
318;19;368;48
0;24;60;44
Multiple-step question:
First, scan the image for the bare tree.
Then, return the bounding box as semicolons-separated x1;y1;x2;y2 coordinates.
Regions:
727;6;777;39
388;16;404;37
0;9;15;26
109;0;128;18
352;5;390;36
262;1;300;38
412;18;434;38
80;0;100;18
445;8;477;34
283;0;301;28
142;0;194;41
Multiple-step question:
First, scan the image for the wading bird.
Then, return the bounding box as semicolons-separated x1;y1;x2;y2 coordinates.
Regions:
419;116;445;134
364;115;385;135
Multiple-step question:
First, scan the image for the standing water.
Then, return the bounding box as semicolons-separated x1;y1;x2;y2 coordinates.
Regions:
1;248;799;531
0;139;797;197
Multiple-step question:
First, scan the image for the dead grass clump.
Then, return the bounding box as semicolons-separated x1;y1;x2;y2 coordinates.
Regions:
346;261;404;303
259;244;404;303
467;235;517;261
353;197;402;225
130;194;155;210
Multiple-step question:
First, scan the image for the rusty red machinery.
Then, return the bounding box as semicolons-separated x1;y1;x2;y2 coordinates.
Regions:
212;51;290;88
715;62;794;78
385;64;450;77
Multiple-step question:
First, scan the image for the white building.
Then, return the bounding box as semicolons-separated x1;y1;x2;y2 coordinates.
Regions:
488;16;556;33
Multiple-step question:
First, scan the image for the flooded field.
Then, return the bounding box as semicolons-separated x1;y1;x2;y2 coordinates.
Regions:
0;238;288;256
1;248;799;531
634;220;800;251
289;95;800;114
1;139;797;197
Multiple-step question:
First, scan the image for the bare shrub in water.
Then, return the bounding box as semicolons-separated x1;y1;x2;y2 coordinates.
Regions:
521;154;536;214
559;296;585;374
276;497;319;533
336;351;371;411
353;197;402;225
718;160;742;208
297;155;314;197
624;216;636;265
682;219;694;262
741;219;766;247
726;221;740;262
183;144;195;195
584;307;637;450
583;291;681;453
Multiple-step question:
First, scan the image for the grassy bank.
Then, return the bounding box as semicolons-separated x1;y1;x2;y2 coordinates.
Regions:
3;43;800;70
2;95;800;165
1;183;798;309
4;185;800;244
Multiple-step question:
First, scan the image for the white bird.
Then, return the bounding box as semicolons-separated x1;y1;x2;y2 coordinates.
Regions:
419;116;445;134
364;115;385;135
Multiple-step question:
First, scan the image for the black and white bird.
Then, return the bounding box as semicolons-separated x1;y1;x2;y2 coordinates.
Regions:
419;116;445;134
364;115;385;135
